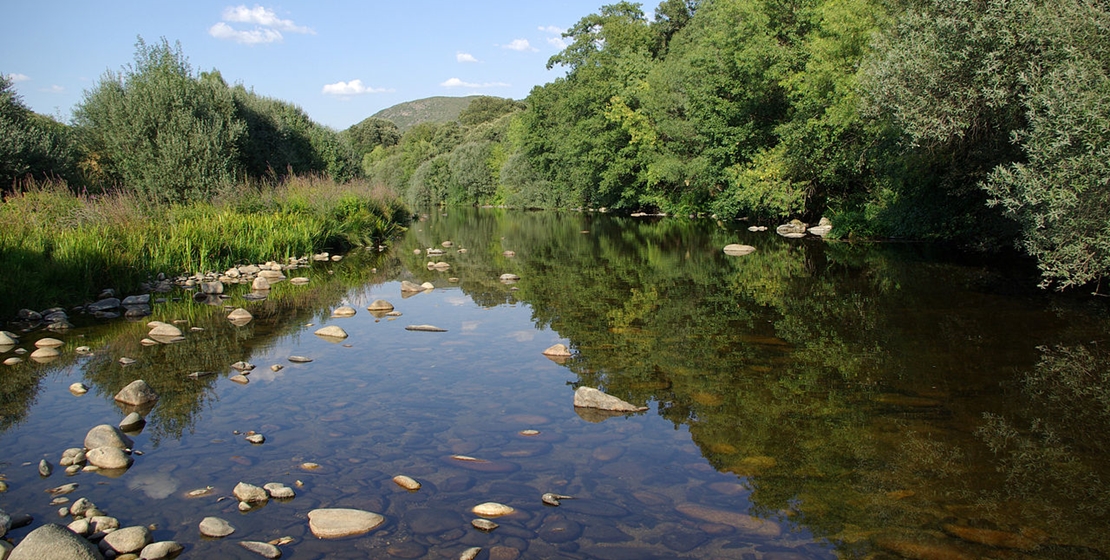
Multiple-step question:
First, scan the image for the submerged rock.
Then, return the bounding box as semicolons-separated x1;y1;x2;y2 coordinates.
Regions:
723;244;756;256
239;540;281;559
405;325;446;332
400;281;424;293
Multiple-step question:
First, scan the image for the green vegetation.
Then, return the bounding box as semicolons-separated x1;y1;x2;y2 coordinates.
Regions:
7;0;1110;289
0;176;408;317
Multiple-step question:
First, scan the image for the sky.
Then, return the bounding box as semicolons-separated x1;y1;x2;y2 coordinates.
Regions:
0;1;610;130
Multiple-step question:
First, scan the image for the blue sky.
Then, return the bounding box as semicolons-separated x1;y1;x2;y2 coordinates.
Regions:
1;1;609;129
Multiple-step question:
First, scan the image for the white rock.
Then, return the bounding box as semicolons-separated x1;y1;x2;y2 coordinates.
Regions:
542;344;572;357
331;306;357;317
233;482;268;503
227;308;253;325
314;326;348;340
86;447;132;470
35;337;64;348
392;475;421;491
573;386;649;412
114;379;159;406
69;383;88;395
307;508;385;539
471;502;515;518
723;244;756;256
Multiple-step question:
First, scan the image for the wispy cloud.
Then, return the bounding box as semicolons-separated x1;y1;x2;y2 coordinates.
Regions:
209;5;314;45
322;79;392;96
440;78;510;89
5;73;30;83
40;85;65;94
457;52;479;63
540;26;568;50
500;39;536;52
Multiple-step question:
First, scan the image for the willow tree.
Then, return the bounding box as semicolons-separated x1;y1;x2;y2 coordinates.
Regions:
74;37;244;202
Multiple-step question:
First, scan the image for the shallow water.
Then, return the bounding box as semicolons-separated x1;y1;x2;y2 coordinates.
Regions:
2;208;1109;559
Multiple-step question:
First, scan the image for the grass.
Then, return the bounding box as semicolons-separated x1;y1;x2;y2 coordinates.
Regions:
0;176;410;317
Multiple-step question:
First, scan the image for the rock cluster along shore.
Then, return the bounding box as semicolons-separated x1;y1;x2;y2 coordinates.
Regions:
5;255;331;331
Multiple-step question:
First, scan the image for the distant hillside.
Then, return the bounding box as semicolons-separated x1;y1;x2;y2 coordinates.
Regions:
371;96;483;131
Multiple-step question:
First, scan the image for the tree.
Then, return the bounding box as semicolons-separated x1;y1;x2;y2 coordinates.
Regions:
1;75;79;189
457;96;524;127
343;117;401;158
74;37;245;202
231;83;319;179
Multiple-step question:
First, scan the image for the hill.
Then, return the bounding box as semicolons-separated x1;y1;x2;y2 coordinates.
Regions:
371;96;484;131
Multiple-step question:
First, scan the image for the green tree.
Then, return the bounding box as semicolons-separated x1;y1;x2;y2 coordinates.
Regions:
343;117;401;158
230;82;319;179
457;96;524;127
1;75;80;189
74;37;245;202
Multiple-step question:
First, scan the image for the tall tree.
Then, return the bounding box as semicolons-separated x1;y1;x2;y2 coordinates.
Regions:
74;37;244;202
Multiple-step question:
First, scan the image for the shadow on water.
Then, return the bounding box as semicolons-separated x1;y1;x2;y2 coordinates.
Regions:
1;207;1107;559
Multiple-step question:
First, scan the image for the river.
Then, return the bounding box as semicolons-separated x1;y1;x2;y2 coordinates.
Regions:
1;208;1108;559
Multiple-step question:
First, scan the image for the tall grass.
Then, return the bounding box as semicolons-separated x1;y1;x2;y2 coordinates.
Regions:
0;176;409;316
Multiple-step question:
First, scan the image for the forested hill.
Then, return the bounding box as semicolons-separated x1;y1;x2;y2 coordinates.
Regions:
371;96;487;131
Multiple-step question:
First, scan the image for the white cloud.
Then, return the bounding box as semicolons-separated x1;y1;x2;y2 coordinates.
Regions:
501;39;536;52
321;79;392;96
457;52;479;63
221;5;313;34
5;73;30;83
440;78;510;88
210;4;313;45
540;26;568;50
209;22;283;44
40;85;65;94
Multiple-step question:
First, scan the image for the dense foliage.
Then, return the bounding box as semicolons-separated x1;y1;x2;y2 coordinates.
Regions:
5;0;1110;288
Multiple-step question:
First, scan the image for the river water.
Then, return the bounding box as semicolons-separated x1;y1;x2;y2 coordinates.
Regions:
1;208;1108;559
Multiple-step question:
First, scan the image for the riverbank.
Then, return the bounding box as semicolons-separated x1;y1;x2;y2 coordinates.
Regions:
0;176;410;319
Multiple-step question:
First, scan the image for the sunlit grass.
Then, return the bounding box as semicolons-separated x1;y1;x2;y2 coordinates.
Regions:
0;177;409;316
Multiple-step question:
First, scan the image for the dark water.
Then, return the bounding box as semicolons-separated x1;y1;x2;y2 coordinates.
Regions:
2;208;1109;559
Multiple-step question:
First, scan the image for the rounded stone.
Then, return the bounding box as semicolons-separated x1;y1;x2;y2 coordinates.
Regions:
199;516;235;538
7;523;103;560
85;424;134;450
723;244;757;256
308;508;385;539
331;306;357;317
366;300;394;312
314;326;348;340
69;383;89;395
113;380;159;406
98;525;152;554
35;337;65;348
139;541;184;560
86;447;132;470
472;502;515;518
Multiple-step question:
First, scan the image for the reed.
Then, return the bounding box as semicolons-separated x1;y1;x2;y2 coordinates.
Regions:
0;176;409;317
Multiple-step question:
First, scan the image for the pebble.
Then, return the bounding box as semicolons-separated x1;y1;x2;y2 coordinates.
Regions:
405;324;447;332
471;518;499;532
69;383;89;395
288;356;312;363
3;357;21;365
118;357;136;365
542;493;573;506
230;361;255;372
34;337;64;348
264;483;295;499
270;364;283;372
459;547;482;560
393;475;421;491
38;459;52;477
230;375;250;384
246;434;265;444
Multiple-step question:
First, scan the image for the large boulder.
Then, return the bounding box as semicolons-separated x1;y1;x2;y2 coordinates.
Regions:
8;523;104;560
